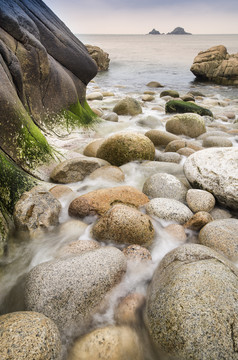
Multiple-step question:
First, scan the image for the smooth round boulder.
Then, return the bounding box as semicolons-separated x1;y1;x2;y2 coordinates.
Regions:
145;129;179;146
0;311;61;360
83;139;104;157
56;239;100;258
165;139;203;152
50;156;108;183
102;112;119;122
144;244;238;360
186;189;216;213
49;185;73;199
142;173;188;202
142;94;155;102
113;97;142;116
160;90;179;98
13;186;61;236
25;247;127;335
146;81;163;88
199;218;238;261
68;325;143;360
86;91;103;101
155;151;181;163
184;148;238;210
166;113;206;138
202;136;233;148
92;204;154;247
68;186;149;218
145;198;193;224
96;133;155;166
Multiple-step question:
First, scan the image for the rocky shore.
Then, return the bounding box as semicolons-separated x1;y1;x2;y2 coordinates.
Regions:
0;1;238;360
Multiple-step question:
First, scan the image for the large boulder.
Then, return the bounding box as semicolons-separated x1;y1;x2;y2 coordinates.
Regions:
0;311;61;360
25;247;127;336
144;244;238;359
96;133;155;166
190;45;238;85
166;113;206;138
184;147;238;210
68;186;149;218
0;0;97;174
92;204;154;247
85;44;110;71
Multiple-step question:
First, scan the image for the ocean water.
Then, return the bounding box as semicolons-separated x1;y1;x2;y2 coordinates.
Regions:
78;34;238;98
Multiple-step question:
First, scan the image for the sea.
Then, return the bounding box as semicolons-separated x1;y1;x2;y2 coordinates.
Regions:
78;33;238;98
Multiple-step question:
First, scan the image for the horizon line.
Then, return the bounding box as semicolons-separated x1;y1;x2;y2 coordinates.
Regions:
76;33;238;36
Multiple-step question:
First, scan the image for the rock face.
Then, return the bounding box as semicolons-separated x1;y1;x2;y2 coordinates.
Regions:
145;244;238;360
85;44;110;71
167;27;191;35
68;326;143;360
68;186;149;218
96;133;155;166
0;0;97;173
25;247;127;335
0;311;62;360
199;219;238;261
184;147;238;210
92;204;154;247
190;45;238;85
166;113;206;138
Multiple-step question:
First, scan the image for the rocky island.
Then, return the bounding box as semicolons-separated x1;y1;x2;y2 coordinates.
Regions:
167;26;192;35
148;28;161;35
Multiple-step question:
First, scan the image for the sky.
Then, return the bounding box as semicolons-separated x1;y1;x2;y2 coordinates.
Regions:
43;0;238;34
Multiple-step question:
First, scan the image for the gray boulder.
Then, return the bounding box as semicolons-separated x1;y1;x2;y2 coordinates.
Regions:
145;244;238;360
0;311;61;360
25;247;127;336
184;147;238;210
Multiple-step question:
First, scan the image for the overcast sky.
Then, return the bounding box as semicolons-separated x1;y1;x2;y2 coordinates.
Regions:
43;0;238;34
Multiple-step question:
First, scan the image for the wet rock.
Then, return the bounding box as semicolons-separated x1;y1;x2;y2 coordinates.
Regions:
186;189;216;213
113;97;142;116
13;186;61;236
122;244;152;262
181;94;195;102
114;293;146;325
184;147;238;210
92;204;154;247
86;91;103;101
96;132;155;166
177;147;196;156
202;136;233;147
83;139;104;157
198;130;231;140
143;173;188;202
155;151;181;163
50;157;108;184
190;45;238;85
210;207;232;220
199;219;238;260
89;165;125;182
165;139;203;152
102;112;119;122
145;244;238;360
142;94;155;102
0;208;10;257
58;219;88;241
145;198;193;224
146;81;163;88
136;115;163;129
25;247;127;335
49;185;73;199
160;90;179;98
166;113;206;138
184;211;213;231
0;311;61;360
164;224;187;243
57;239;100;258
68;325;143;360
68;185;149;218
85;44;110;71
165;100;213;117
145;130;180;146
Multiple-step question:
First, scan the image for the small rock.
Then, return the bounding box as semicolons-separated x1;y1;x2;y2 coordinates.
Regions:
86;92;103;101
145;130;180;146
58;219;88;241
136;115;163;129
146;81;163;88
160;90;179;98
49;185;73;199
142;94;155;102
122;244;152;262
186;189;216;213
202;136;233;147
164;224;187;243
184;211;213;231
199;218;238;260
92;204;154;247
89;165;125;182
209;207;232;220
57;239;100;258
68;325;143;360
0;311;61;360
146;198;193;224
177;147;196;156
165;139;203;152
102;112;119;122
113;97;142;116
83;139;104;157
155;151;181;163
114;293;145;325
50;157;109;184
143;173;188;202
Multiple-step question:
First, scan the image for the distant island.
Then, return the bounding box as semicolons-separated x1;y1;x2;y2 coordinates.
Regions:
148;27;192;35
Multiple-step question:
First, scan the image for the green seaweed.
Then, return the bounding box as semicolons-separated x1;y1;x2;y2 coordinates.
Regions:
62;100;99;130
165;100;213;117
0;150;37;214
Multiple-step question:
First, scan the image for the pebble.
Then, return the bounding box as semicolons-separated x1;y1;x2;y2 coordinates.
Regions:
86;92;103;100
186;189;216;213
122;244;152;262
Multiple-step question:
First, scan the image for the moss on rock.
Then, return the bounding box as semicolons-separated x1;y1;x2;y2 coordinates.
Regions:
165;100;213;117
